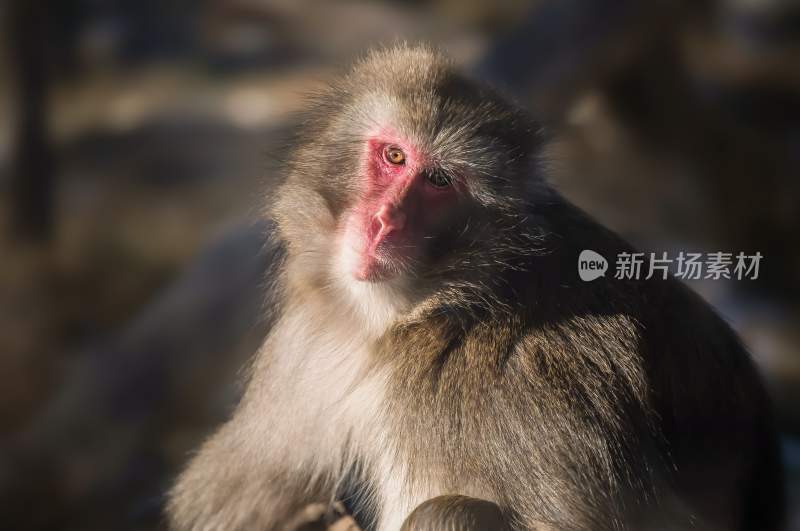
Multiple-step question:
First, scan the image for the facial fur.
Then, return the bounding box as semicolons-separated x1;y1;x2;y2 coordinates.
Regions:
272;46;549;327
169;44;785;531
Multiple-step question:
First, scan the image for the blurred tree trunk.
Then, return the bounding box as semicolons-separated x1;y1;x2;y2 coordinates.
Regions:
7;0;55;242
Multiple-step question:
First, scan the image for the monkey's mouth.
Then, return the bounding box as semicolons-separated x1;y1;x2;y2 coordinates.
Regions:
355;229;419;282
352;216;406;281
354;245;400;282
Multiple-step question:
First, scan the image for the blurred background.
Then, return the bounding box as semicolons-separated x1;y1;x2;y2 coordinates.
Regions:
0;0;798;529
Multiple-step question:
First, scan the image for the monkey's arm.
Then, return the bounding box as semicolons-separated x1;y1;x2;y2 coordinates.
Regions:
167;414;330;531
166;330;339;531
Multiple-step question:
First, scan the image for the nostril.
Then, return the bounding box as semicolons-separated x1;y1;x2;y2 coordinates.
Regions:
375;204;406;234
369;214;384;241
370;205;406;245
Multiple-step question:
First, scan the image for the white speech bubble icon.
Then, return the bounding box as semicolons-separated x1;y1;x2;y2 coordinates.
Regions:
578;250;608;281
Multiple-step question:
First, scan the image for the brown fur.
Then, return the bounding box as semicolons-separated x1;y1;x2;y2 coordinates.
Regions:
167;45;784;531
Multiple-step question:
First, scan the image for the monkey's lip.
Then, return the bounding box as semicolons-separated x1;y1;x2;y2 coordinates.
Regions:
354;236;407;282
354;250;397;282
353;225;411;281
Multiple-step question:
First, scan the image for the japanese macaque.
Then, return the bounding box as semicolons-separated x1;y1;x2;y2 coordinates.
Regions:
167;45;785;531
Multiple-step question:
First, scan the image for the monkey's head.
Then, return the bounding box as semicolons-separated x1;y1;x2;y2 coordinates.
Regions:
274;45;544;316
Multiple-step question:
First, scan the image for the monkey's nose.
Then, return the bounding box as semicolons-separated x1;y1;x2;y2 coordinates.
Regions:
374;204;406;237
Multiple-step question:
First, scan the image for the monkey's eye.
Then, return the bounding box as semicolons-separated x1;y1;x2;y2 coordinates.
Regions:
384;146;406;165
424;169;453;188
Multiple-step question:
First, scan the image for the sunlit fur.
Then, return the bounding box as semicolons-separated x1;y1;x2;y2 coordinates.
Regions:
168;45;784;531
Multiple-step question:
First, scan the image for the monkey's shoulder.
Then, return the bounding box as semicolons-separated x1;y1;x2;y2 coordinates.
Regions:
529;197;756;372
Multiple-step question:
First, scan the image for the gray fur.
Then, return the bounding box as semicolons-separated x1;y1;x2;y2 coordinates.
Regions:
167;45;784;531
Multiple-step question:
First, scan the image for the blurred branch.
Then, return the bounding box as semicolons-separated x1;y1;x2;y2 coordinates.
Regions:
7;0;55;242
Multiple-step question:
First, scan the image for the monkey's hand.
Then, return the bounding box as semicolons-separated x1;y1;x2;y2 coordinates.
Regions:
400;495;510;531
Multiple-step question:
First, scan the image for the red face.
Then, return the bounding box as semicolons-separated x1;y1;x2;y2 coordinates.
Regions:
345;132;462;282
